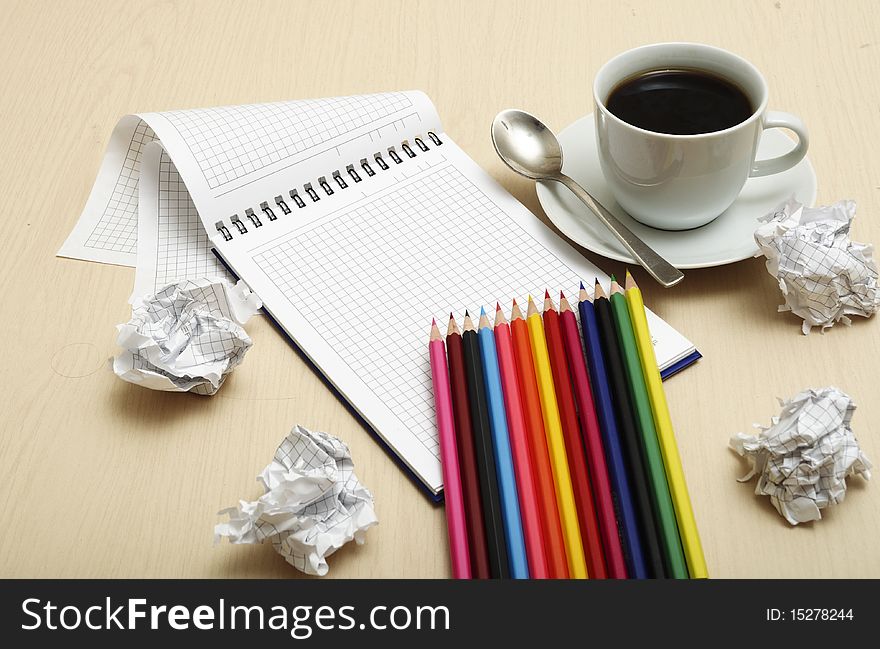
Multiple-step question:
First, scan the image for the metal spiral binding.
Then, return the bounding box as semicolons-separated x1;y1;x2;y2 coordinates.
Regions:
215;131;443;242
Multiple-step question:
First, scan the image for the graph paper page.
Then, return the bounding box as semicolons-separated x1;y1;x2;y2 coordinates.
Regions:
214;137;695;494
132;143;234;299
60;91;441;266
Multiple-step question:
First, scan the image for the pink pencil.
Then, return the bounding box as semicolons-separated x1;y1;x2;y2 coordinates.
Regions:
429;318;471;579
493;304;550;578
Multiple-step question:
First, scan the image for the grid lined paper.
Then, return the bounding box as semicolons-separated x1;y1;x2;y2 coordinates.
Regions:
154;150;232;289
163;93;412;189
253;165;582;459
84;121;156;253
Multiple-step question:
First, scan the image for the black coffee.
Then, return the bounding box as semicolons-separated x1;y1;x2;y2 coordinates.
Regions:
606;68;753;135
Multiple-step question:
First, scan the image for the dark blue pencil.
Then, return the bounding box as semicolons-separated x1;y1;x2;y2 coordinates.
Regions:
577;282;647;578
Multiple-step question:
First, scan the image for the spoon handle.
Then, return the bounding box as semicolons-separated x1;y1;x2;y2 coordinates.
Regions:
555;175;684;288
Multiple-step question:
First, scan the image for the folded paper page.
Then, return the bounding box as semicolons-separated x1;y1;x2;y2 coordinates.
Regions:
132;145;234;299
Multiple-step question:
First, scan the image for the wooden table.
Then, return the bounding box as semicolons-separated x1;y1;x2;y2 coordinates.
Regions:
1;0;878;578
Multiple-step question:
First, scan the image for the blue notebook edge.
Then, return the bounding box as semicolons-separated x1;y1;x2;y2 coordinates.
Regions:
660;350;702;380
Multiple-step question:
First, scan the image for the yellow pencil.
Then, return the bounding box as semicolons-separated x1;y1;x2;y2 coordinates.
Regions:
525;295;588;579
623;271;708;579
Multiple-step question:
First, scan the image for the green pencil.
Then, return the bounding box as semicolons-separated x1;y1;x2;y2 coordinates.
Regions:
609;276;689;579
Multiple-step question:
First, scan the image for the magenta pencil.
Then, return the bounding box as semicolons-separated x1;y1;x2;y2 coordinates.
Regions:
429;319;471;579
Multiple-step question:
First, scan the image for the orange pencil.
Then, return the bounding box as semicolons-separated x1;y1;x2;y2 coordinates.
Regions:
494;304;550;578
542;291;607;579
510;299;569;578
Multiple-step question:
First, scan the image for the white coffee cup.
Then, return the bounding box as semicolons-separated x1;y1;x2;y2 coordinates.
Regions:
593;42;808;230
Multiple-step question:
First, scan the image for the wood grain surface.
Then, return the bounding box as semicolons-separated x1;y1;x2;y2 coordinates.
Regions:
1;0;878;578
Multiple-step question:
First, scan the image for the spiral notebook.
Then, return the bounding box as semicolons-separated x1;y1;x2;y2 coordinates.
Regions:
61;91;700;497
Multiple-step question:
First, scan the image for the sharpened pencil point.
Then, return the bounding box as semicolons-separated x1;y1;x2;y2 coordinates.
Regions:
480;306;486;317
580;280;585;290
610;273;616;282
512;298;518;306
559;292;572;313
527;294;534;303
496;302;501;311
465;309;469;317
449;312;453;320
544;289;550;299
494;302;507;327
432;317;436;325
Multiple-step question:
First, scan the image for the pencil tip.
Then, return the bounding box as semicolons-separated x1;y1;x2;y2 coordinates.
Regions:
610;273;616;282
560;290;565;299
527;294;534;303
512;298;518;306
465;309;469;317
431;317;436;325
544;288;550;299
580;280;585;290
449;312;453;320
495;302;501;311
480;306;485;317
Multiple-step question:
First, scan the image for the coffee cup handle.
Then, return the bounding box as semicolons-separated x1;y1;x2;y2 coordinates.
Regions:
749;111;809;178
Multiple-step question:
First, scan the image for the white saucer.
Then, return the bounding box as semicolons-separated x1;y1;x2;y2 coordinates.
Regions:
535;114;817;268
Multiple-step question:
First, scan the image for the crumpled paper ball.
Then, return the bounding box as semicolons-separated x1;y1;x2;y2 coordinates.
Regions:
214;425;378;576
754;197;880;334
730;387;871;525
113;277;261;395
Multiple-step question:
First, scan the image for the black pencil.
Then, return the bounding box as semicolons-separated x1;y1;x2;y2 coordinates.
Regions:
462;310;510;578
593;280;668;578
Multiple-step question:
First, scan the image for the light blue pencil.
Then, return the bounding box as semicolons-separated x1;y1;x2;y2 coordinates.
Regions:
477;306;529;579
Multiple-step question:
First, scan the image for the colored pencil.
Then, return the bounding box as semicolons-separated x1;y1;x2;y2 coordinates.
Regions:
446;315;491;579
542;291;606;579
477;307;529;579
559;292;628;579
624;271;709;579
594;280;667;578
510;300;569;579
577;283;647;578
494;304;550;578
526;295;588;579
462;311;510;578
428;319;471;579
609;280;689;578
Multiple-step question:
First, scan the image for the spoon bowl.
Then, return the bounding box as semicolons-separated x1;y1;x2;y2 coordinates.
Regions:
491;109;564;179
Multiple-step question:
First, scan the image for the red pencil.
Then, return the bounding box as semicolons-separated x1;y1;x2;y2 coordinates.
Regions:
493;304;550;578
446;315;491;579
559;292;628;578
510;299;569;578
542;291;607;579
